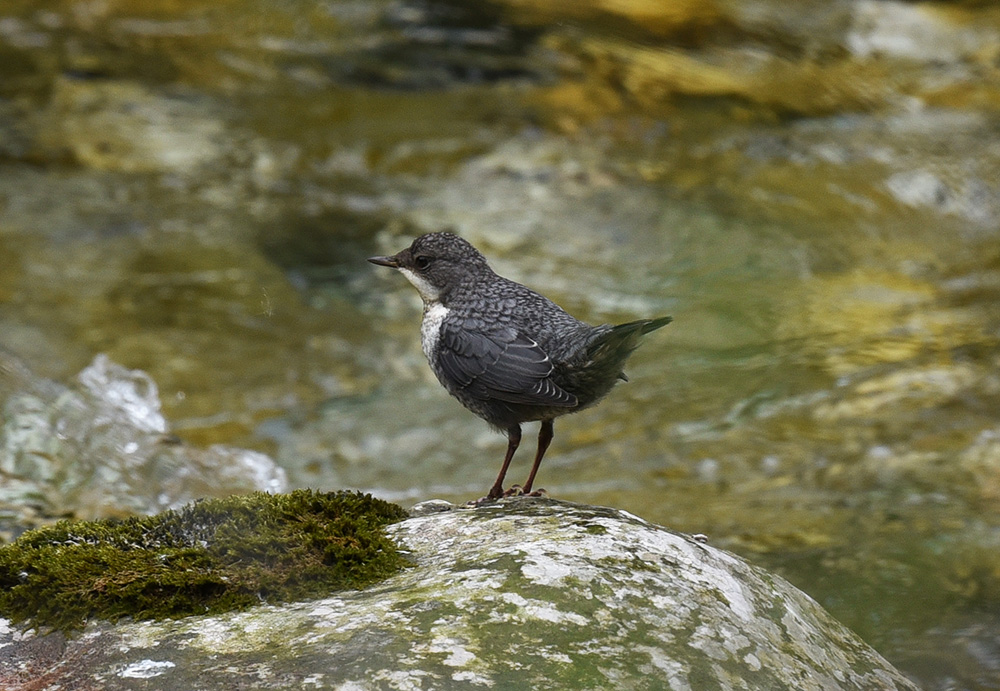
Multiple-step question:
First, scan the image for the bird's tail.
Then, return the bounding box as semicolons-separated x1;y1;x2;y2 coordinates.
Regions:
636;315;673;335
605;315;673;341
584;315;672;382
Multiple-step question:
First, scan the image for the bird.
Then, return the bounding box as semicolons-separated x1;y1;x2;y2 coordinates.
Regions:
368;232;671;503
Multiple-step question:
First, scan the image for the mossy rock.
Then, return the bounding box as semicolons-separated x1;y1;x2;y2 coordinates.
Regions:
0;490;409;632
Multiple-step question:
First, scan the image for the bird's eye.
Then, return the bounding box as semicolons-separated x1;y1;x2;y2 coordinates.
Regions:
414;255;432;270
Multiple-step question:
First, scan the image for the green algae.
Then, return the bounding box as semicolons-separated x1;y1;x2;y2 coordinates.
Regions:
0;490;409;632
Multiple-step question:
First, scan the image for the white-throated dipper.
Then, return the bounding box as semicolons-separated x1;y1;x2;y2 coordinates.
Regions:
369;232;671;502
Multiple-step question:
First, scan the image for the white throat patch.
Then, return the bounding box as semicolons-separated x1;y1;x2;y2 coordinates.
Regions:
396;268;449;361
398;267;441;302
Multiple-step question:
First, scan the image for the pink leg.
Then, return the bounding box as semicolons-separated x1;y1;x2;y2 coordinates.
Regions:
487;425;521;500
522;419;553;494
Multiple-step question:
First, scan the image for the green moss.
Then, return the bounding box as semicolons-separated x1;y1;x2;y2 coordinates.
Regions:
0;490;409;632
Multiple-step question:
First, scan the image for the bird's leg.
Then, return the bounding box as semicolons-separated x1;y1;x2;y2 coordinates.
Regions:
521;419;553;495
486;425;521;501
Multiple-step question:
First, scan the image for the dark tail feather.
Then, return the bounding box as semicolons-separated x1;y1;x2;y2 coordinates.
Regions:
606;316;673;340
587;315;672;381
638;315;673;335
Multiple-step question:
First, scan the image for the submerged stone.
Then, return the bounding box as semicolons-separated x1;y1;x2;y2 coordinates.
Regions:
0;354;288;524
0;499;918;690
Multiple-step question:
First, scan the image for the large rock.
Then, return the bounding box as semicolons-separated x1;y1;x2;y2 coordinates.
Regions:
0;499;918;690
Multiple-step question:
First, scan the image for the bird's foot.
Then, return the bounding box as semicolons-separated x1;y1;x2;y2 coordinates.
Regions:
461;486;522;505
463;487;505;507
463;486;548;507
504;485;548;498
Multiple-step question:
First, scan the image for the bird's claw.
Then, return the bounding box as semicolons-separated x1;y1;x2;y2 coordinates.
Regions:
463;495;498;507
463;485;549;507
503;485;548;498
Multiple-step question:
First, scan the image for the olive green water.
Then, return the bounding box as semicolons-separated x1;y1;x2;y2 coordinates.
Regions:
2;1;1000;688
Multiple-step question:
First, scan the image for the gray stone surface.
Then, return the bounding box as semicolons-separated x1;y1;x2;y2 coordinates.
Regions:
0;499;919;690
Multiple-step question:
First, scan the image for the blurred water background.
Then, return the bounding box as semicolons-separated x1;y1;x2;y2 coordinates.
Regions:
1;1;1000;688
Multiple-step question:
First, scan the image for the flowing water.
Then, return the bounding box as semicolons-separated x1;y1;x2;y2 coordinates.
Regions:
2;1;1000;688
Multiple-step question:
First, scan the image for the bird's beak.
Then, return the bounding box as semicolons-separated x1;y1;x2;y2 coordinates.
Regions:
367;255;399;268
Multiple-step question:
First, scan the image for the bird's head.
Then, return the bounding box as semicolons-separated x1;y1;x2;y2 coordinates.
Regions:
368;232;490;303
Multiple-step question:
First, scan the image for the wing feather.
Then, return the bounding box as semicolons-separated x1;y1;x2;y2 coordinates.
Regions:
437;323;577;407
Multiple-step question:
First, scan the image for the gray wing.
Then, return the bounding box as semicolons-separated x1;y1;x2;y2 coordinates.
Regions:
437;322;578;407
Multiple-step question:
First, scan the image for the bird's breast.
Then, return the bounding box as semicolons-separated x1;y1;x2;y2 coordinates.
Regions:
420;301;450;362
